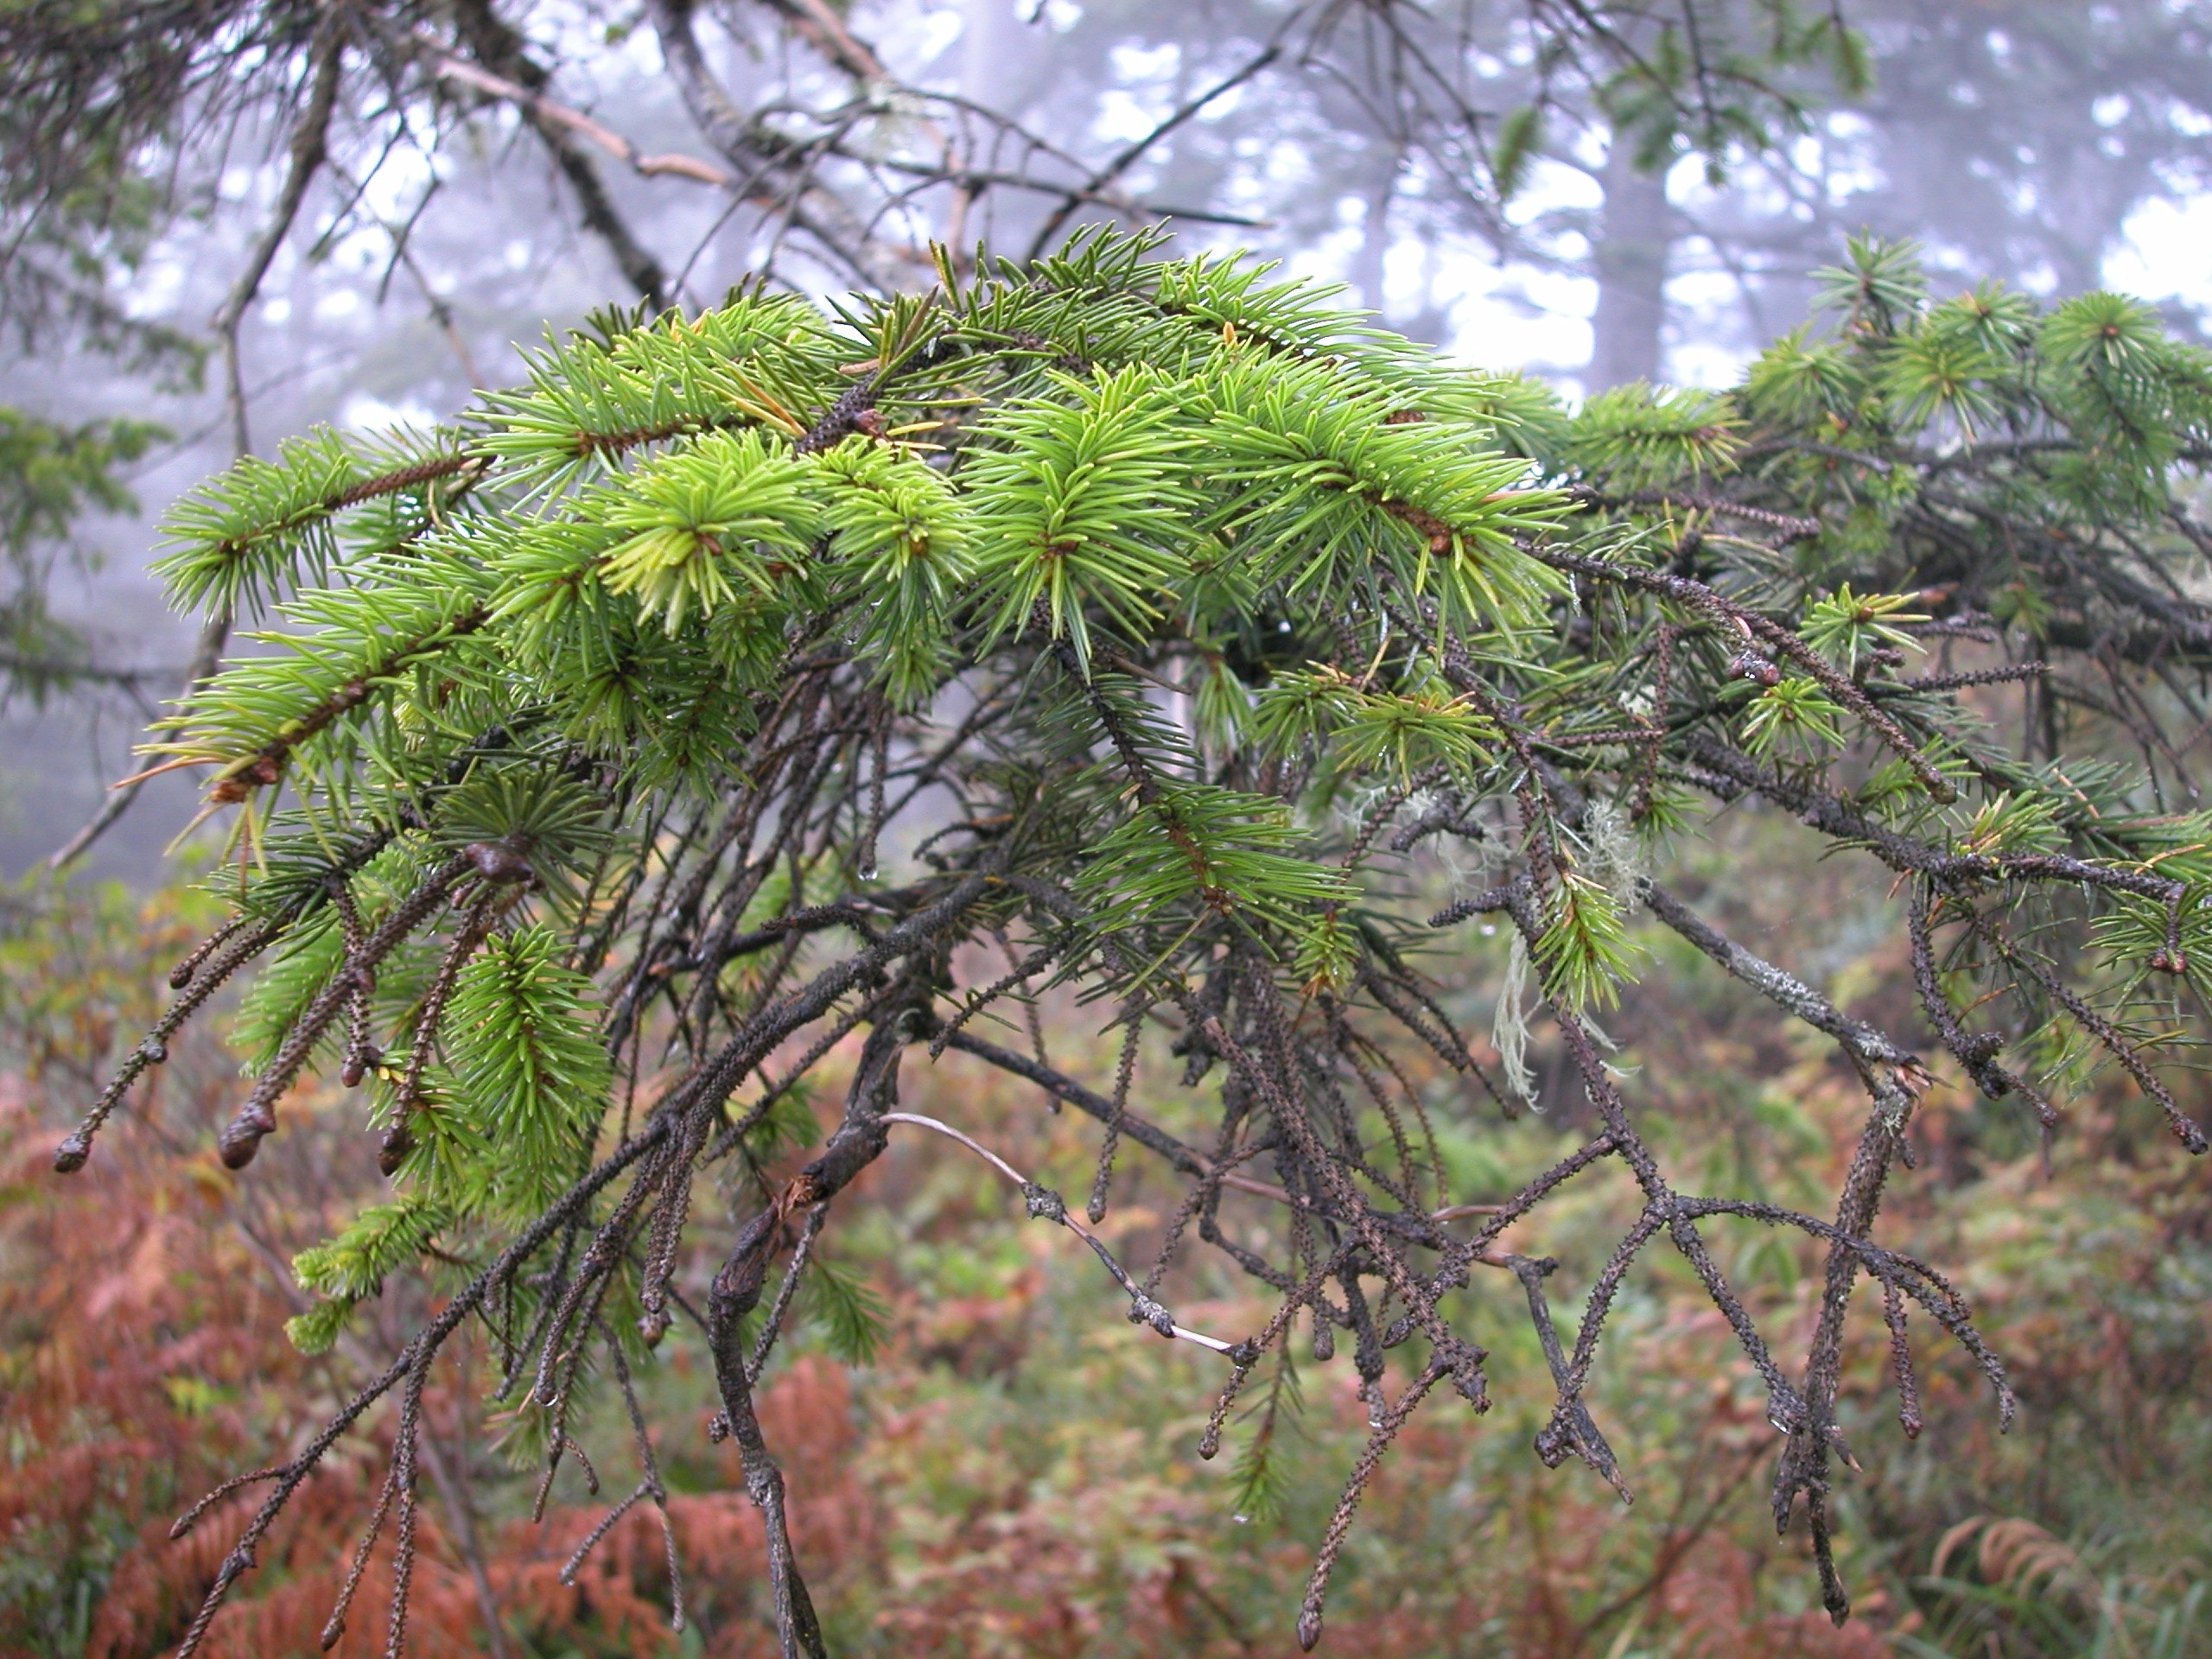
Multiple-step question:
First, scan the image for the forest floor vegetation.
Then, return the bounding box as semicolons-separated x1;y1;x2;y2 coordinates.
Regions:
4;810;2206;1657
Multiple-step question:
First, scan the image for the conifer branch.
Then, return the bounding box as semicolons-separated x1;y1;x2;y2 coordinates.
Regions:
108;232;2212;1653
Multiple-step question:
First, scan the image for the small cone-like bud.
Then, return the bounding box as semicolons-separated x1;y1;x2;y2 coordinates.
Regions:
378;1124;413;1177
218;1119;265;1169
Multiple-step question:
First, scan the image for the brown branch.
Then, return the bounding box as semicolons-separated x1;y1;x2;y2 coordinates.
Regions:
1026;39;1286;259
414;37;734;190
215;16;346;459
172;1123;671;1656
443;0;671;307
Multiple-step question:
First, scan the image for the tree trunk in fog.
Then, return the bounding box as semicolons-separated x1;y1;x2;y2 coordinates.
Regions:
1589;140;1672;387
963;0;1039;111
1351;162;1397;319
951;0;1045;246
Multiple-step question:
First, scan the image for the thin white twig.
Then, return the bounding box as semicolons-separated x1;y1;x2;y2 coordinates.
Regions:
880;1112;1237;1354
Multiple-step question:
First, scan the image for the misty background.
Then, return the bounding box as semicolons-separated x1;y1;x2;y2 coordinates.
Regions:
7;0;2212;882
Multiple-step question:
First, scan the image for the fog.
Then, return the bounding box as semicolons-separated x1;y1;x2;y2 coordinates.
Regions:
7;0;2210;881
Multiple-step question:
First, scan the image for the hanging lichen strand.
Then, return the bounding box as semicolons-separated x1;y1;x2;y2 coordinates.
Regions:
73;228;2212;1656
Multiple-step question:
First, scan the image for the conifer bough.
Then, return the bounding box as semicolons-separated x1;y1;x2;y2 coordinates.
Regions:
67;230;2212;1654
